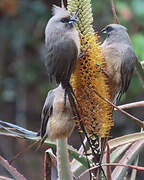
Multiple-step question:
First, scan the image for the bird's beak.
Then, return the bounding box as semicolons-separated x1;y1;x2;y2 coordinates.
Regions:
69;8;79;24
101;28;107;34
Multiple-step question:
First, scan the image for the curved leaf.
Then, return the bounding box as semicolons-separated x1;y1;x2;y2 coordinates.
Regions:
0;155;27;180
108;132;144;149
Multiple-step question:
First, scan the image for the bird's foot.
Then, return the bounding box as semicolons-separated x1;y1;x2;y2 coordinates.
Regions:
79;45;90;58
70;8;79;22
96;64;110;78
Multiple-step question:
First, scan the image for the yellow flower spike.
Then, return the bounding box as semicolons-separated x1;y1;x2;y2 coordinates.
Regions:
71;34;113;137
68;0;113;137
68;0;94;34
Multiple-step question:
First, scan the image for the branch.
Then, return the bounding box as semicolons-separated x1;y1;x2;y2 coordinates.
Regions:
0;155;27;180
106;143;111;180
61;0;65;8
116;101;144;110
78;163;144;179
93;90;144;128
10;140;40;164
110;0;120;24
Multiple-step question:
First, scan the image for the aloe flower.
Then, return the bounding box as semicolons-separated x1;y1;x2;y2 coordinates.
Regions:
68;0;113;138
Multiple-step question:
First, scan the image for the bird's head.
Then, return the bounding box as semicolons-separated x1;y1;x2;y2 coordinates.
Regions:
101;24;127;37
48;5;78;31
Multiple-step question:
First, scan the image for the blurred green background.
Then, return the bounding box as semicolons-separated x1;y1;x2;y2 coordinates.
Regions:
0;0;144;179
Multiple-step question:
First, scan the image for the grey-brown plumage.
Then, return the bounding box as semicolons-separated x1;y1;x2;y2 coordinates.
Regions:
40;84;75;142
44;5;80;88
101;24;136;102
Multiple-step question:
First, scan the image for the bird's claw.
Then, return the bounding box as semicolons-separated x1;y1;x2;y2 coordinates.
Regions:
96;64;110;78
70;8;79;22
79;45;90;58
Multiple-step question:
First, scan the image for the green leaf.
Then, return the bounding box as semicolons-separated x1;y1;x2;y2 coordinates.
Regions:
103;143;131;165
44;149;57;180
111;139;144;179
0;120;37;136
0;121;89;168
130;156;139;180
57;139;73;180
0;155;27;180
71;156;87;176
73;165;86;176
108;132;144;150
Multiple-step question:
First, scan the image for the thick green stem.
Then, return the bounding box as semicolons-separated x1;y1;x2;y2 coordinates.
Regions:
57;138;73;180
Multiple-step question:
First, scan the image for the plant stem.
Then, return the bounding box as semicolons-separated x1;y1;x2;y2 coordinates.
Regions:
110;0;120;24
93;90;144;128
115;101;144;110
57;138;73;180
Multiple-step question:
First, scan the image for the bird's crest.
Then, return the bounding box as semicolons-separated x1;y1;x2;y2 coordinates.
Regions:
52;5;69;18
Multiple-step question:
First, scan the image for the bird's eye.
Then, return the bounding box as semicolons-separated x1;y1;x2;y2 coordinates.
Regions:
60;18;70;23
106;26;113;32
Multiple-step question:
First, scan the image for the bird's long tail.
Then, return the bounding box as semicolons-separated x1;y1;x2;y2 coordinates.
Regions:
61;81;81;111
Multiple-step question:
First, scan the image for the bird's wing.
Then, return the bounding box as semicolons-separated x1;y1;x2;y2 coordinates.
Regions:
119;47;136;98
40;90;55;138
45;38;78;83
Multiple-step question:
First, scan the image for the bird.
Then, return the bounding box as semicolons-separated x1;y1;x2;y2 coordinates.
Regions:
101;24;136;102
40;84;75;143
44;5;80;90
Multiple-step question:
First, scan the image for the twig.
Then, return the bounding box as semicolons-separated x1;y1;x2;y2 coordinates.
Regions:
106;143;111;180
93;90;144;128
9;140;40;164
61;0;65;8
0;176;13;180
110;0;120;24
77;163;144;179
115;101;144;110
0;155;27;180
